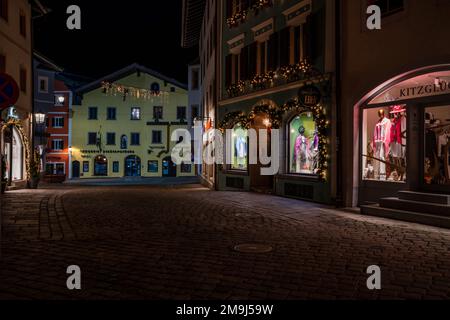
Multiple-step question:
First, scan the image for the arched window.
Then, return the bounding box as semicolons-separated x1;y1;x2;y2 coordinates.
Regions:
231;123;248;171
289;112;318;175
150;82;160;95
94;155;108;176
120;135;128;149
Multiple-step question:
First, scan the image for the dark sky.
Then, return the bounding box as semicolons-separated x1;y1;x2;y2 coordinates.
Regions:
33;0;198;84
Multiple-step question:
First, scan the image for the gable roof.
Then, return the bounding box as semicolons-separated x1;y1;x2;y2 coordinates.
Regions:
75;63;188;95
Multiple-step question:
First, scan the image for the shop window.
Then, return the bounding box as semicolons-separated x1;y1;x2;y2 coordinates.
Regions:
231;124;248;171
148;160;158;173
362;105;407;182
424;105;450;185
181;163;192;173
288;113;319;175
46;163;65;175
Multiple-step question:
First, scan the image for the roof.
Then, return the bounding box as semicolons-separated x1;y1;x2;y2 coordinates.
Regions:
34;51;64;72
75;64;188;95
181;0;206;48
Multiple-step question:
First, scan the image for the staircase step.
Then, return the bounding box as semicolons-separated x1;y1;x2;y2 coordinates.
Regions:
398;191;450;205
380;197;450;217
361;204;450;229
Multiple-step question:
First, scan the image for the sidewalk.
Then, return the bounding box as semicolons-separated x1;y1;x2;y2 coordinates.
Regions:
63;176;200;187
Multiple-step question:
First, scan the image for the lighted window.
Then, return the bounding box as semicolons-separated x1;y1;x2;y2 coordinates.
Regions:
288;113;319;175
424;105;450;185
362;105;407;182
131;107;141;120
231;124;248;171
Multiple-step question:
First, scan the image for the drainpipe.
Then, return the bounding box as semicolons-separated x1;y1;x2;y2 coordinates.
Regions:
335;0;343;208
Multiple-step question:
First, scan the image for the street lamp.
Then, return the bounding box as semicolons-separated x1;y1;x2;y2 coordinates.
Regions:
34;111;46;125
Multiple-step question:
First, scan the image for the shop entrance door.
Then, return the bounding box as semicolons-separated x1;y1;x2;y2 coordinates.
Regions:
72;161;80;178
162;156;176;177
422;103;450;194
249;115;274;192
125;156;141;177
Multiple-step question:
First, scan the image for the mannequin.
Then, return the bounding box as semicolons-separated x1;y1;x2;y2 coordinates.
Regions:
373;109;391;180
294;126;310;173
389;105;406;181
235;134;247;169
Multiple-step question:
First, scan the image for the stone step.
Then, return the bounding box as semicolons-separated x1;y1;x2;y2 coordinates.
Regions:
361;204;450;229
379;197;450;217
398;191;450;205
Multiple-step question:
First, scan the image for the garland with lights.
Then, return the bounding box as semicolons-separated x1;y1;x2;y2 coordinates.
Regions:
227;0;272;28
226;80;246;98
101;81;168;101
218;95;330;181
226;60;328;98
1;118;31;181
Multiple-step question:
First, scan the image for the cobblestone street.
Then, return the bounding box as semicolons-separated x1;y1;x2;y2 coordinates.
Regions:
1;184;450;300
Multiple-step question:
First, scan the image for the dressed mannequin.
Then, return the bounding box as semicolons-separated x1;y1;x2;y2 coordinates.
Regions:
294;126;310;173
373;109;391;180
389;105;406;181
235;135;247;169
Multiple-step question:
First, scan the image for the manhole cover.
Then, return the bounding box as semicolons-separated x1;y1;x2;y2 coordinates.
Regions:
233;244;273;253
235;213;260;218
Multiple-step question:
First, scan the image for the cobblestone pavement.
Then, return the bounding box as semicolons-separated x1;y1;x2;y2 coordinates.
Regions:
1;184;450;300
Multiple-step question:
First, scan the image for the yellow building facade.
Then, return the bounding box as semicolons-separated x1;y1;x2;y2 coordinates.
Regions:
71;64;195;179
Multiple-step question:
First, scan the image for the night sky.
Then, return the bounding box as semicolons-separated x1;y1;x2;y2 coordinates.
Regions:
33;0;198;84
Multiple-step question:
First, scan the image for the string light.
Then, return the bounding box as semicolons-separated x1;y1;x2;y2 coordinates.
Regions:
218;98;330;181
101;81;169;101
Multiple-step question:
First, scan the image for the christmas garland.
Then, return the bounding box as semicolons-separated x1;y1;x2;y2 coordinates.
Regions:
218;97;330;181
227;0;272;28
1;119;32;181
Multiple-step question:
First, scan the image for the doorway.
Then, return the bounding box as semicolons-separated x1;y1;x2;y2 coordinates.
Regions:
94;155;108;176
162;156;176;177
125;155;141;177
72;161;80;178
249;114;274;192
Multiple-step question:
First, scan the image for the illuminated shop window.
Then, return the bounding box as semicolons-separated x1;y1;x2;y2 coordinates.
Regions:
289;113;319;175
424;105;450;185
362;105;407;182
231;124;248;171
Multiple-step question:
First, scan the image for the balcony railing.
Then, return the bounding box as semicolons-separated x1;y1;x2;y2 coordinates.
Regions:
224;61;328;100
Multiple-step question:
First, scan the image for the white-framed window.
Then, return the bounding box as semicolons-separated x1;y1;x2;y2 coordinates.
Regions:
52;117;64;128
46;163;65;175
52;139;64;151
131;107;141;120
38;76;49;93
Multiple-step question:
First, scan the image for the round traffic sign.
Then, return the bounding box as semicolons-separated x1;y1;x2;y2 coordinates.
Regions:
0;73;20;110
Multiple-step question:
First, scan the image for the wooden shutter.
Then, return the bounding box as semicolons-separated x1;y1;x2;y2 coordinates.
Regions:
240;46;249;81
267;32;279;71
225;54;233;87
0;54;5;73
279;27;291;67
248;42;258;78
226;0;233;18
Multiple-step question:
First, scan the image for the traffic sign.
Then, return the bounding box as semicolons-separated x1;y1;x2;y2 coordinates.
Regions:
0;73;19;110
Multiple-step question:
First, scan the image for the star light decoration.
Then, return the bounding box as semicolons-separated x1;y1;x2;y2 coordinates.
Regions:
218;97;330;181
101;81;168;101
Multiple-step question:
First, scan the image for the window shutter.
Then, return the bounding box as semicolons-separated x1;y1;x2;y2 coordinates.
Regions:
248;42;258;79
226;0;233;18
267;32;279;71
240;45;249;80
279;27;291;67
225;54;233;87
304;15;313;61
